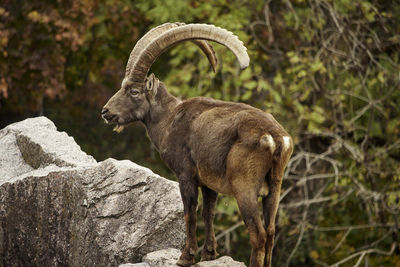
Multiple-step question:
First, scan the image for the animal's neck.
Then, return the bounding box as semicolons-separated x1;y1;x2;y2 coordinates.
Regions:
143;83;180;150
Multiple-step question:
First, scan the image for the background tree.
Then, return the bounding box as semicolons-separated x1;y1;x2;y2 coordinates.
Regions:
1;0;399;266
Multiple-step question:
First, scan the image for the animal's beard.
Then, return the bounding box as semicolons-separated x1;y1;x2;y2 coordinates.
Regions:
113;124;125;133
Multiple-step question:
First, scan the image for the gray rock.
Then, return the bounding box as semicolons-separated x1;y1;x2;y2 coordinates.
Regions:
81;159;185;263
0;117;185;266
140;248;246;267
142;248;181;266
194;256;246;267
0;117;96;183
119;263;150;267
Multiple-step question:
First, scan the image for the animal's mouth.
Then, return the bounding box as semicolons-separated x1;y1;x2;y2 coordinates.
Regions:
102;115;128;133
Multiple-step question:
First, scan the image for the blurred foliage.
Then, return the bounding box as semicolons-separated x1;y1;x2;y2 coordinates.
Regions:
1;0;400;266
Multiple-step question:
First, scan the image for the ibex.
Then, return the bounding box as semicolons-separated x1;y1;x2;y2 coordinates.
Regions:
102;23;293;267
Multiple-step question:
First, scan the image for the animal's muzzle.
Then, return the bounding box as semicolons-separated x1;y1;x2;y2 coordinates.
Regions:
101;107;116;122
101;107;109;116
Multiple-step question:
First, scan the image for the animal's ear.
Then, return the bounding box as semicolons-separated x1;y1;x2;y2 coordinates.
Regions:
145;73;159;96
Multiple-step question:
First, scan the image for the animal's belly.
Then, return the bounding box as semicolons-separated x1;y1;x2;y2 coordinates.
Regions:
198;166;270;197
198;167;233;195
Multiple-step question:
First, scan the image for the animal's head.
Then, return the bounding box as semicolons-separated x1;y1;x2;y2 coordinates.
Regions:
101;22;249;132
101;73;159;132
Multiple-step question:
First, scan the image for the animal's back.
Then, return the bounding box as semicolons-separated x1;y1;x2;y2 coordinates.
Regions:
186;96;287;155
165;97;287;194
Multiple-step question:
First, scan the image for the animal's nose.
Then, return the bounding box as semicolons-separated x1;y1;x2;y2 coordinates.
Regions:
101;107;109;116
101;107;116;122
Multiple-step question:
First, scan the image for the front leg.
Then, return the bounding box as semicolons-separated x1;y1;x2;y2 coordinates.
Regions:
177;176;199;266
201;186;218;261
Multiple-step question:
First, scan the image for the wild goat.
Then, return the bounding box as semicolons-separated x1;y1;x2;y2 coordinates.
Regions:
102;23;293;267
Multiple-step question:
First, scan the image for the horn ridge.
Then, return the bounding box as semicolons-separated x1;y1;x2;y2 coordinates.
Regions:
125;22;219;78
125;23;180;76
129;23;250;90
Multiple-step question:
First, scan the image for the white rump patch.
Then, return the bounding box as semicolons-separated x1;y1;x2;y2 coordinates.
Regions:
261;134;276;153
266;135;276;152
283;136;291;151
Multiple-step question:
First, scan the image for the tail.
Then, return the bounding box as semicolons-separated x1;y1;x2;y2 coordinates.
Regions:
261;134;293;267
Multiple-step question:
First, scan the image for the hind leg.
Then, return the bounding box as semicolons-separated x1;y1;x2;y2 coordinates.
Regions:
201;186;219;261
262;172;282;267
235;190;266;267
228;143;269;267
263;149;292;267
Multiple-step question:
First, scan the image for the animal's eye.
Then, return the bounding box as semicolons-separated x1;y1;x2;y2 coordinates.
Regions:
130;89;140;96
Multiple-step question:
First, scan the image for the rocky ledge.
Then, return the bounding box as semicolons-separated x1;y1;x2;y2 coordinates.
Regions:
0;117;246;267
120;248;246;267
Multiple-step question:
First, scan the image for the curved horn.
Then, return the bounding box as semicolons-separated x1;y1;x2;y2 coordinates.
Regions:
126;23;218;77
129;23;249;90
125;23;179;77
191;39;218;72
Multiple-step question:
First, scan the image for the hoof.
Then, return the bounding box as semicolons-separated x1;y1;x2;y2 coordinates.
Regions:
176;258;195;266
200;248;219;261
177;247;196;266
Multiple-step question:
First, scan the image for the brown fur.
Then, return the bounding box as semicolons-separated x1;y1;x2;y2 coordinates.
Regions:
102;76;293;267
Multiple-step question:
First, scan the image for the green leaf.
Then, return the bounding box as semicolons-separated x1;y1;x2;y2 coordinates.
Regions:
297;69;307;78
274;72;283;86
288;52;300;64
239;67;252;81
241;90;253;101
377;71;386;83
244;80;257;90
309;111;325;124
307;121;321;133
